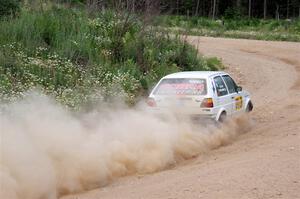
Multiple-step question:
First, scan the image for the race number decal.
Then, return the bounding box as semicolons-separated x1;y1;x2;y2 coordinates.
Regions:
235;96;243;110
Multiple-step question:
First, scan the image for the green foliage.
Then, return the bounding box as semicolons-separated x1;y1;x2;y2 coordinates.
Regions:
0;0;20;18
0;7;221;108
224;7;242;20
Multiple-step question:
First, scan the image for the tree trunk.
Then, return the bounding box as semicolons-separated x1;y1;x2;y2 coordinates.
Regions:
248;0;252;18
212;0;216;19
276;4;279;20
236;0;242;9
209;0;213;17
130;0;135;12
264;0;267;19
287;0;289;19
195;0;200;16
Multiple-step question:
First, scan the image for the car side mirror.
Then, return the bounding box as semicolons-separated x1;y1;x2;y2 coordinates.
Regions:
236;86;242;92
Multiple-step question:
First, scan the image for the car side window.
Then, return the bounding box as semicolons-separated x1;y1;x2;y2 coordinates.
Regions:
222;75;237;94
213;76;228;96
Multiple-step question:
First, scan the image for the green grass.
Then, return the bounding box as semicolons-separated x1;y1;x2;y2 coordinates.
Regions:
154;15;300;42
0;7;222;109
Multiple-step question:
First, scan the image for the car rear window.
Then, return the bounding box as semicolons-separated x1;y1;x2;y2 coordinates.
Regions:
153;78;207;95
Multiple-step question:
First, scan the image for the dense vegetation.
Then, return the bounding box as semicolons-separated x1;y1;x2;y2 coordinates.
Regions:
2;0;299;20
35;0;300;19
0;3;221;108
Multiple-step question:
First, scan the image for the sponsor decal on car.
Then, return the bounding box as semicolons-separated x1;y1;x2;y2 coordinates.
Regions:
235;96;243;110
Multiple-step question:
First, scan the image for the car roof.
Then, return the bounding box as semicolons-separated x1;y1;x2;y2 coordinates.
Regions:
162;71;227;79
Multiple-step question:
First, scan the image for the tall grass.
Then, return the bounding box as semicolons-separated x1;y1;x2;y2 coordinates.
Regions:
0;7;222;108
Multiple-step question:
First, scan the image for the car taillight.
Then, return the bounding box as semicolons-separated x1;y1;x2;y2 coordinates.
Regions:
201;98;214;108
147;98;156;107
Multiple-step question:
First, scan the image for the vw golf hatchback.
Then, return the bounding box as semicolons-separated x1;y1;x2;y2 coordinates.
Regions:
147;71;253;122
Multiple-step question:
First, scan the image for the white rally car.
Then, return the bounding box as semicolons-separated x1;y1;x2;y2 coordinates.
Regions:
147;71;253;122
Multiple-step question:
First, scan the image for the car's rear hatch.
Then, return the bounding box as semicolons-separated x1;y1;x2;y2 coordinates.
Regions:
154;95;205;108
150;78;208;109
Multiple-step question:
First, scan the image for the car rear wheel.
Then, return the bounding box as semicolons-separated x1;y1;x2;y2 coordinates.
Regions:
218;112;227;123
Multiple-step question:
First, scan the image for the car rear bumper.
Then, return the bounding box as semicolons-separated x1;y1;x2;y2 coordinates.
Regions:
147;107;217;123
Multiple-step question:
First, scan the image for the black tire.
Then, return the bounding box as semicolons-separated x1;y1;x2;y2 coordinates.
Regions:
246;101;253;112
218;112;227;123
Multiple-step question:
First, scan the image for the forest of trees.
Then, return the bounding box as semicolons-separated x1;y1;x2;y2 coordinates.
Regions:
1;1;299;20
160;0;300;19
83;0;300;19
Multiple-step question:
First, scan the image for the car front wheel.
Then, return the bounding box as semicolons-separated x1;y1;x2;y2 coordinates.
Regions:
246;101;253;112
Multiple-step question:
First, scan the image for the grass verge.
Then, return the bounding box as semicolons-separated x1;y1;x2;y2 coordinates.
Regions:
154;15;300;42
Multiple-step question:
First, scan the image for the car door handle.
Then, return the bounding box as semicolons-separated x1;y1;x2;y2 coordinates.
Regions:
231;97;235;99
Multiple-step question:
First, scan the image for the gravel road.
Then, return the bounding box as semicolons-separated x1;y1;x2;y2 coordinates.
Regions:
62;37;300;199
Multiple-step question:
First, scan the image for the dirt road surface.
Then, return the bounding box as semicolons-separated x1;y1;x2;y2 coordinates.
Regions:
62;37;300;199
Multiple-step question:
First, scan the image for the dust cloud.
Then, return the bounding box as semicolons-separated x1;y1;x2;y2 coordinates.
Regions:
0;92;252;199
